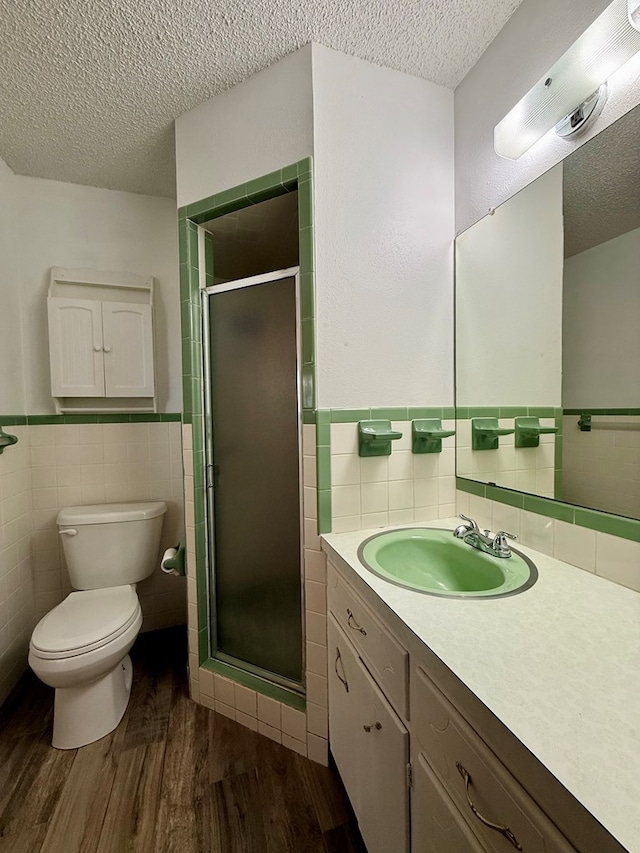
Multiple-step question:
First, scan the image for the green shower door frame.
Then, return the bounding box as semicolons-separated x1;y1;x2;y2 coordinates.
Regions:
202;268;305;692
178;158;315;709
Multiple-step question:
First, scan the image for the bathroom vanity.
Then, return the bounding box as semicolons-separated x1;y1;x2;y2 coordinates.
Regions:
322;522;639;853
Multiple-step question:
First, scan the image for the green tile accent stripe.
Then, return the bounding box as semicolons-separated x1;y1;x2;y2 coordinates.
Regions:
202;659;306;711
323;407;456;424
0;413;181;426
562;408;640;416
456;478;640;543
455;406;559;419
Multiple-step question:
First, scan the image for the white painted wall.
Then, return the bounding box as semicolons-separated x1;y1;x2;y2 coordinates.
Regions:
14;177;181;413
0;157;26;414
563;227;640;408
455;0;640;233
456;165;564;406
311;44;454;409
175;45;314;207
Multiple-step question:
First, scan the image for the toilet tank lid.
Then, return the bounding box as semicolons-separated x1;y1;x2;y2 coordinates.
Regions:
57;501;167;526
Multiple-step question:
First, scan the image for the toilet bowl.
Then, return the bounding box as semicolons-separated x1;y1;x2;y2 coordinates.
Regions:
28;501;167;749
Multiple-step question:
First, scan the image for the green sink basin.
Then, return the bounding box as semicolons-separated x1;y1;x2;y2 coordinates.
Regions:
358;528;537;599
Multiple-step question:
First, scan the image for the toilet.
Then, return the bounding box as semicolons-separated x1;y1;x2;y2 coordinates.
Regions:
29;501;167;749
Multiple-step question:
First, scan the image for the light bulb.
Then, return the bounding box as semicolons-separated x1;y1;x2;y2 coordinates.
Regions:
629;0;640;29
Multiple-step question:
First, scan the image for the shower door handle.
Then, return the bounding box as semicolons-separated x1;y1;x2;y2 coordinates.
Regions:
206;465;218;490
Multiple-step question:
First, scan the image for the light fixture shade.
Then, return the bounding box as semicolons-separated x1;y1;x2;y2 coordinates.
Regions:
494;0;640;159
629;0;640;29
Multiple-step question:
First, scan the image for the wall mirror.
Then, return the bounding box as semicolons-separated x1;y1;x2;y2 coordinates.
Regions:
455;102;640;521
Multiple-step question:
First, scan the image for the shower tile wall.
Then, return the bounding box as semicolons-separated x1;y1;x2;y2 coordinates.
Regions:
330;419;457;532
562;415;640;519
456;417;557;499
185;421;329;765
0;426;34;705
29;421;186;630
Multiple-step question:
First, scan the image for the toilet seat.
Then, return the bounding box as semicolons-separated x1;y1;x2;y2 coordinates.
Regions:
30;585;140;659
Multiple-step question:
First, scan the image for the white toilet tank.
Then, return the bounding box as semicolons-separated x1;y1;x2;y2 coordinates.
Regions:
57;502;168;590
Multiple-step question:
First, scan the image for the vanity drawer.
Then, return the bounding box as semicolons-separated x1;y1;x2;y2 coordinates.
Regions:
413;751;489;853
414;666;576;853
328;564;409;717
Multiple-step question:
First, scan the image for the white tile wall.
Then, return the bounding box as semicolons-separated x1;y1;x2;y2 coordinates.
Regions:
456;490;640;593
28;421;186;631
330;420;457;532
186;421;329;765
456;418;556;499
562;415;640;519
0;426;35;705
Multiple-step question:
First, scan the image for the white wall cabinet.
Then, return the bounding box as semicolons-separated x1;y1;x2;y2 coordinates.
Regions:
48;267;156;413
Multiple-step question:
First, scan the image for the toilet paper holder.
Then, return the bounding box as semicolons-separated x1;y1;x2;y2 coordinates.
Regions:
161;542;186;576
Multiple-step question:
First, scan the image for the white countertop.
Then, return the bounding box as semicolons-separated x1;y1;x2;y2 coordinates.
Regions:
322;520;640;853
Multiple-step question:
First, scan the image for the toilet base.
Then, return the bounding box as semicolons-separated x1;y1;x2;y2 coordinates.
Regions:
52;654;133;749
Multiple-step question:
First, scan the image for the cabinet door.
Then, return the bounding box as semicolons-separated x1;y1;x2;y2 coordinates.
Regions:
102;302;154;397
48;297;105;397
413;753;488;853
328;614;410;853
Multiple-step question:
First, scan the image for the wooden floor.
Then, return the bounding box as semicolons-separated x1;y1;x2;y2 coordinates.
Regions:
0;628;366;853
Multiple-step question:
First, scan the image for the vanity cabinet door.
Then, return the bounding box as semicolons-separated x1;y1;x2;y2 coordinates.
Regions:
328;614;410;853
413;752;489;853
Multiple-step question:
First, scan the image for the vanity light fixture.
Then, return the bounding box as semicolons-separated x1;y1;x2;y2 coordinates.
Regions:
494;0;640;159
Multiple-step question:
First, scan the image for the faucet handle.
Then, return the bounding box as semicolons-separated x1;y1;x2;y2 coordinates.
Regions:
493;530;517;555
458;514;479;531
495;530;517;541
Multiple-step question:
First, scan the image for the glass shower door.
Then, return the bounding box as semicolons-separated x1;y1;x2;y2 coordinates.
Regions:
205;271;303;687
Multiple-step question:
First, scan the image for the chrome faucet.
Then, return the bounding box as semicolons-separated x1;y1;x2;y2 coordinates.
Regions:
453;514;517;559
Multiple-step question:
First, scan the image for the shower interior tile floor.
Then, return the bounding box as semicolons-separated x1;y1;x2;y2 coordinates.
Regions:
0;628;365;853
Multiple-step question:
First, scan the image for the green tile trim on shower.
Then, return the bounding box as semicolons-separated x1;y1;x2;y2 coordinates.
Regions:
456;477;640;543
201;659;306;711
317;490;332;535
178;161;309;224
316;444;331;491
179;159;318;673
0;413;182;426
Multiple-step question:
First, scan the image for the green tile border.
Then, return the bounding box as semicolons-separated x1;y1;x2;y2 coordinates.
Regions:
201;658;306;711
454;406;559;420
0;413;181;426
456;477;640;542
562;408;640;416
321;407;456;424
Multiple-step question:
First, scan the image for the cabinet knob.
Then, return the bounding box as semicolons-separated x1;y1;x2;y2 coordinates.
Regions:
103;346;112;353
93;346;101;352
363;721;382;732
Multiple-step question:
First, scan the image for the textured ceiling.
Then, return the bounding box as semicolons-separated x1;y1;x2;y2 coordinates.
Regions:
0;0;524;198
564;102;640;257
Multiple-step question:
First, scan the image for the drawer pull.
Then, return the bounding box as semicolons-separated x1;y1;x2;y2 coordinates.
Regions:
363;721;382;732
334;647;349;693
456;762;522;851
347;608;367;635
